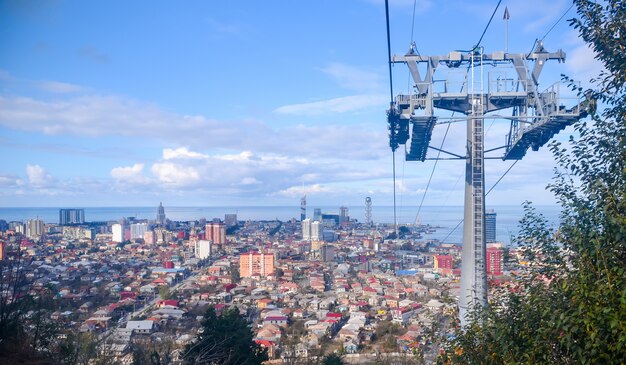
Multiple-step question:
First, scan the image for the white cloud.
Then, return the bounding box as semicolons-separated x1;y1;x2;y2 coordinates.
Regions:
274;94;387;116
163;147;208;160
565;41;605;84
0;175;21;187
240;177;261;185
319;63;382;91
276;184;333;198
0;95;211;138
110;163;150;184
215;150;255;162
36;80;84;93
151;162;200;186
26;164;53;187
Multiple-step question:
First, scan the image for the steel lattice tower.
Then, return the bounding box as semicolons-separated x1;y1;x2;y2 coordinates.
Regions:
388;41;587;325
365;197;372;226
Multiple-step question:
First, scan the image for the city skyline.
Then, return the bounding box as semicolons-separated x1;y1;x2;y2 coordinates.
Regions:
0;0;603;208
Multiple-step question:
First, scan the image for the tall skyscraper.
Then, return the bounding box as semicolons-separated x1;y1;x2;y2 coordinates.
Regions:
205;222;226;244
59;209;85;225
156;202;166;226
302;218;311;240
112;223;123;243
26;219;44;240
300;195;306;221
239;253;275;278
339;206;349;224
130;223;148;240
313;208;321;221
311;221;321;241
485;210;497;243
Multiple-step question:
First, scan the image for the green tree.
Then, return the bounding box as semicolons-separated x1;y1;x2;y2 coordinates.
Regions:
322;353;344;365
440;1;626;364
159;286;172;300
182;306;267;365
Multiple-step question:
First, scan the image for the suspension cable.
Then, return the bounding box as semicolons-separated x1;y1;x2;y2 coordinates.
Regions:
384;0;394;103
475;0;502;48
384;0;398;235
410;0;418;44
441;160;518;242
541;3;575;41
414;122;451;224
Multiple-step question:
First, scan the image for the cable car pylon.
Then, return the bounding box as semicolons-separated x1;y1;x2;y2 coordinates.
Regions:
388;41;589;325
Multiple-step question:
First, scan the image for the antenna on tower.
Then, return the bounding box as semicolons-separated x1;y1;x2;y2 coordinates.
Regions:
504;7;510;53
365;197;372;226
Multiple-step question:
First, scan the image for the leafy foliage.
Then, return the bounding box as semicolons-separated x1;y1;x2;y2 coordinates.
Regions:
439;1;626;364
322;353;345;365
182;306;267;365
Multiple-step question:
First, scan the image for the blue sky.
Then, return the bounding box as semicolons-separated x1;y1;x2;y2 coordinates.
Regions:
0;0;602;208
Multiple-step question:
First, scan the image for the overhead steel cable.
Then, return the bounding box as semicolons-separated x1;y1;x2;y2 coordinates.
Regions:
441;160;518;243
384;0;394;103
384;0;398;236
414;0;502;225
541;3;575;41
441;2;572;242
414;123;451;225
475;0;502;49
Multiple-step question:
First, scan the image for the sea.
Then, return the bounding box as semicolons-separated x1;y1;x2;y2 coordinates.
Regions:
0;205;562;246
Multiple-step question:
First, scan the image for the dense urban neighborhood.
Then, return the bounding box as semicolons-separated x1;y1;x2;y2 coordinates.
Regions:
0;205;513;364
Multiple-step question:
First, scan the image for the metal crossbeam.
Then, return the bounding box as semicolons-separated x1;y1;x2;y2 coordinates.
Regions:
387;41;587;327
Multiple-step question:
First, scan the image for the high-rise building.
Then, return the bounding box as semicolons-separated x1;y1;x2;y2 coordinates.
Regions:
302;218;311;240
59;209;85;225
156;202;166;226
339;206;349;224
320;244;335;262
300;195;306;221
485;210;497;243
224;214;238;227
26;219;44;240
313;208;321;221
143;230;155;244
205;222;226;245
130;223;148;240
195;240;212;259
112;223;123;243
486;247;503;275
239;252;275;278
9;222;25;235
311;221;321;241
154;227;169;243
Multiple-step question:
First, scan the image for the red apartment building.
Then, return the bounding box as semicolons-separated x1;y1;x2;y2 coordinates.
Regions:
486;247;504;275
433;255;453;271
239;252;275;278
205;222;226;245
